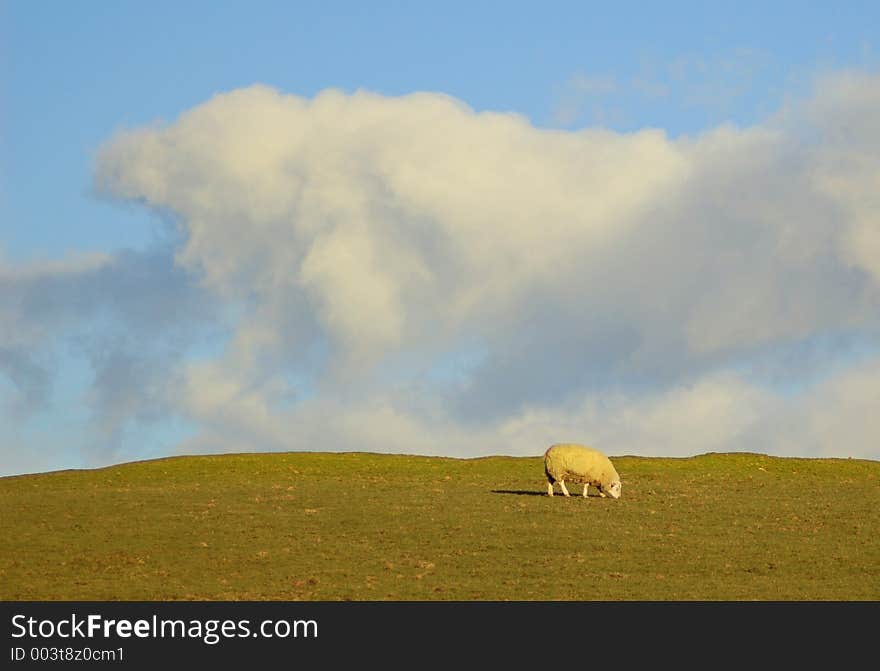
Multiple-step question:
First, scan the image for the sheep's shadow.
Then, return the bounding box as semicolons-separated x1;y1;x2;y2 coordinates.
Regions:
491;489;604;497
490;489;546;497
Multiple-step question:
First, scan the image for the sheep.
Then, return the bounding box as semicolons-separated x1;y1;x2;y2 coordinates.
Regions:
543;443;622;499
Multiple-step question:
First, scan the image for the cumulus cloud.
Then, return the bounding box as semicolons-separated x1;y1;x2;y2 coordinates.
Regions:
805;71;880;281
5;70;880;476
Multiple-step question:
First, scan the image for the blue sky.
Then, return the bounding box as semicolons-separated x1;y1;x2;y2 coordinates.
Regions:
3;1;880;476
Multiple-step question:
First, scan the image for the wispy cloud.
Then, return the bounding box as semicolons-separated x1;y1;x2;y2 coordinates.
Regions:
552;74;620;126
553;48;774;129
1;244;219;470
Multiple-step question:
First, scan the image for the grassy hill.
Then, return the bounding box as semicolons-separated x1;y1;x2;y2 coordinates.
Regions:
2;451;878;600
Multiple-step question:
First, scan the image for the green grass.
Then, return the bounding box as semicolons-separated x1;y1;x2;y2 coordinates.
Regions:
2;451;878;600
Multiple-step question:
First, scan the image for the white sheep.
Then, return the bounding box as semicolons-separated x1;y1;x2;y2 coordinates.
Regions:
543;443;622;499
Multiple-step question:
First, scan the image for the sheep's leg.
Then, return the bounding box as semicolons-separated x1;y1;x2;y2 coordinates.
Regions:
583;483;589;498
559;480;570;497
547;481;554;496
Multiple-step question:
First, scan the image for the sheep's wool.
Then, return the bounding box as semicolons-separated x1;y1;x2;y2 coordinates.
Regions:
544;443;622;499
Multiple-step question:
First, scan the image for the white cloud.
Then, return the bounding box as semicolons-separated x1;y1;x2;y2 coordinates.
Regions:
168;356;880;465
5;70;880;476
760;356;880;460
91;75;880;460
95;86;692;373
806;70;880;281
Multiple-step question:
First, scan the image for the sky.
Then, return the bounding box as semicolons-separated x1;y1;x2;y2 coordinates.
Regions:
2;1;880;477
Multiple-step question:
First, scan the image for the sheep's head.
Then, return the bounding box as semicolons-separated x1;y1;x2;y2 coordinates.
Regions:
604;480;622;499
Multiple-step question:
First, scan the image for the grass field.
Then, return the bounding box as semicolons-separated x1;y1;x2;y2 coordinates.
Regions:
2;451;878;600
